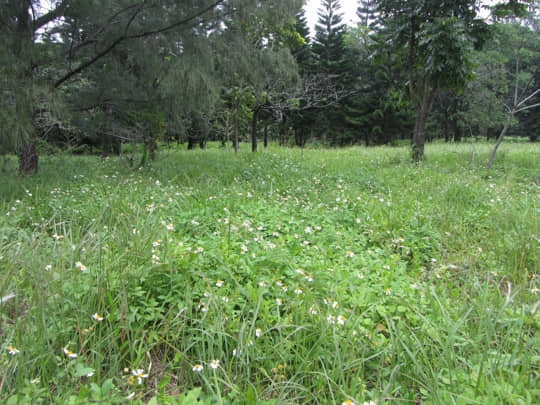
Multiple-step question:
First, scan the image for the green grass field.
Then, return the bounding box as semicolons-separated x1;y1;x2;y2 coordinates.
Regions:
1;143;539;404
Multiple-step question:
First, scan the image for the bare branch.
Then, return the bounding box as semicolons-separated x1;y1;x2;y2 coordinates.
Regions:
517;88;540;108
515;101;540;113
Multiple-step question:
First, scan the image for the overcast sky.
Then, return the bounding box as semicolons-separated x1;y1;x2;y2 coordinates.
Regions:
303;0;496;35
304;0;360;33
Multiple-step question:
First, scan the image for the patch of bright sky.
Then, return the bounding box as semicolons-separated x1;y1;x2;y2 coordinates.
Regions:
304;0;359;34
304;0;496;35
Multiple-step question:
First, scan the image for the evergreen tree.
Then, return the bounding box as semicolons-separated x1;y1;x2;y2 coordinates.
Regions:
312;0;347;78
293;8;315;75
356;0;378;29
311;0;350;145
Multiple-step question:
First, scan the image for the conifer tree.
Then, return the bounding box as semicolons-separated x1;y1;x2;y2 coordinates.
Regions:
311;0;349;144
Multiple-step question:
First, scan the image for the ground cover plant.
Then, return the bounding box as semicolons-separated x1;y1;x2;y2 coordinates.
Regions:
1;143;539;404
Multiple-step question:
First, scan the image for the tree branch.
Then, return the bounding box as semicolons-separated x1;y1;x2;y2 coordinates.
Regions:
54;0;224;88
33;0;68;31
515;101;540;113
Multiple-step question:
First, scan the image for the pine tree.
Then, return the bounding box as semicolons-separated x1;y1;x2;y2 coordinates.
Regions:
293;8;314;74
312;0;347;78
310;0;350;144
356;0;379;29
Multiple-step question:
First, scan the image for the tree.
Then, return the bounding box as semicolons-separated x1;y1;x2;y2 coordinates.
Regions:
376;0;489;160
1;1;304;173
356;0;378;30
311;0;350;145
487;21;539;169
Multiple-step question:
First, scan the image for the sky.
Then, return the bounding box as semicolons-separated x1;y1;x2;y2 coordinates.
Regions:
304;0;360;33
303;0;497;34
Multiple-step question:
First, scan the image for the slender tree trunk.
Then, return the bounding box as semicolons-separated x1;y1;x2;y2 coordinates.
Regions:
264;124;268;148
101;106;112;158
17;134;38;176
149;135;156;160
411;79;436;161
16;2;39;176
222;112;229;147
412;105;428;161
233;105;239;153
487;112;513;170
251;107;259;152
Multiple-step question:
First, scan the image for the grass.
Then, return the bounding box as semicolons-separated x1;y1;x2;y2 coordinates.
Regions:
0;142;539;404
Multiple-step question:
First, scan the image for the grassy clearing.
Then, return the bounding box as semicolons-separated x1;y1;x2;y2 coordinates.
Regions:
1;143;539;404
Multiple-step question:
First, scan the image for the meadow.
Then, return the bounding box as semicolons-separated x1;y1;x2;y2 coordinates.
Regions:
1;142;539;404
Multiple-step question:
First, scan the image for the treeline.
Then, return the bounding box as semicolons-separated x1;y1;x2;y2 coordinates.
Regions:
0;1;538;175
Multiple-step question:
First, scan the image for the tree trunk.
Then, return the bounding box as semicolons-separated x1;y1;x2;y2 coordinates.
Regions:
487;113;513;170
101;105;113;158
149;136;156;160
412;105;428;161
411;80;436;161
187;137;196;150
17;135;38;176
222;112;230;147
233;105;239;153
251;108;259;153
264;124;268;148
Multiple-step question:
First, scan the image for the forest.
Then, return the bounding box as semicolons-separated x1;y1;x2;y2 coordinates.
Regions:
1;1;539;404
1;0;539;175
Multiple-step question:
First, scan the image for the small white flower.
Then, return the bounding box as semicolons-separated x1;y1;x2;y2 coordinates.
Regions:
63;347;77;358
192;364;204;372
332;301;339;309
210;360;220;369
385;288;392;296
337;315;346;325
276;298;283;306
6;346;19;355
255;328;262;338
30;378;40;384
126;392;135;400
75;261;87;272
327;315;336;324
258;281;266;288
294;287;303;295
216;280;224;287
531;286;539;294
309;306;318;315
91;313;104;322
346;251;355;258
45;264;52;271
166;223;174;231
